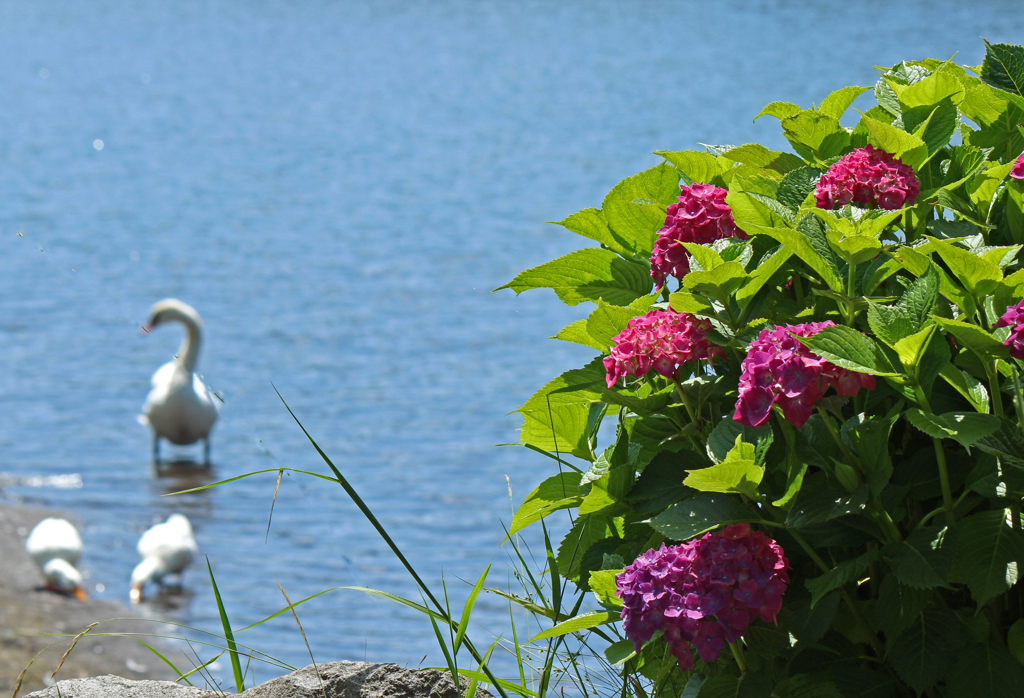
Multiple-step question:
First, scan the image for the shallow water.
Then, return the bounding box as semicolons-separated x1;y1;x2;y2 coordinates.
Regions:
0;0;1021;686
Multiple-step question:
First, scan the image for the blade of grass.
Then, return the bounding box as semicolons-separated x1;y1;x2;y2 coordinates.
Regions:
277;582;326;698
541;522;561;615
441;576;458;679
273;385;511;698
454;563;491;655
266;469;284;542
127;638;194;686
509;601;527;693
340;586;448;622
50;622;98;682
165;467;341;496
175;650;223;684
207;557;245;693
465;636;501;698
433;669;537;698
428;601;460;691
236;588;341;632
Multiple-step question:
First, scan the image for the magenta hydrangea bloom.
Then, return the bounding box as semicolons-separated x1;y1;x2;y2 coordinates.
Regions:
1011;152;1024;180
994;299;1024;360
650;183;745;288
733;321;876;428
815;145;920;210
616;524;789;671
604;309;724;388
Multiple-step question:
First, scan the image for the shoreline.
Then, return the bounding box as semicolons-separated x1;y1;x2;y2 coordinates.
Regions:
0;501;178;696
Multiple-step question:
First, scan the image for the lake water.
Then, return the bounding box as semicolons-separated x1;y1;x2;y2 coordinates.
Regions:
1;0;1021;687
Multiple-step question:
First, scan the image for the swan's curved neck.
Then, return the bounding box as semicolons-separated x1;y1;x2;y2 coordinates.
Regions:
163;310;202;372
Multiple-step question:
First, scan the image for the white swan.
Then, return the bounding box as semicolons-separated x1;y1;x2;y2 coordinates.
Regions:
25;518;87;600
140;299;220;464
130;513;198;603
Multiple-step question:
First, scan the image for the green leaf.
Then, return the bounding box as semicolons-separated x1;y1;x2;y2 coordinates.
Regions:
499;248;652;307
932;316;1010;361
867;302;915;348
805;550;875;608
946;639;1024;698
799;326;902;376
981;41;1024;98
753;101;801;123
885;607;964;695
777;166;823;211
781;110;850;161
841;414;893;497
705;418;774;465
770;674;844;698
720;143;804;174
900;69;964;110
529;611;618;642
892;246;976;316
818;85;871;122
552;318;607;351
603;162;681;207
648;493;761;542
681;242;725;271
876;575;932;641
695;673;772;698
1009;619;1024;666
904;409;1001;450
882;525;955;589
748;225;843;292
684;457;764;499
975;417;1024;469
939;365;990;413
585;296;655;349
556;513;621;587
656;150;725;185
588;569;623;609
510;472;584;534
518;361;605;459
786;475;868;528
952;508;1024;607
682;261;749;302
925;235;1002;297
862;115;929;170
555;208;631;257
604;199;666;256
779;593;840;645
893;325;939;373
736;245;793;310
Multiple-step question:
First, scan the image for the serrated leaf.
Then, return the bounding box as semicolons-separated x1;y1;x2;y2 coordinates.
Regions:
904;409;1001;450
648;493;760;542
585;297;654;349
777;166;823;211
530;611;618;641
975;417;1024;469
604;199;666;256
753;101;801;123
883;525;955;589
684;458;763;499
876;575;932;641
786;475;868;528
682;261;749;302
946;638;1024;698
952;508;1024;607
799;325;902;376
500;248;652;307
842;414;894;497
981;40;1024;98
656;150;725;185
705;418;774;464
770;674;844;698
1009;619;1024;666
695;673;772;698
747;225;843;292
604;639;635;666
720;143;804;174
552;318;607;351
736;245;792;310
818;85;871;122
805;550;875;607
925;235;1003;297
556;208;631;256
603;162;681;207
938;364;990;413
867;302;915;348
781;110;851;161
932;316;1009;361
588;569;623;609
893;325;939;373
510;472;584;534
518;361;604;460
862;116;929;170
885;607;964;695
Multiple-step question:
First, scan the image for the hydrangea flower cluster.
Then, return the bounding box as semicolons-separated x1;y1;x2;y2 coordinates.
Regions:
994;299;1024;360
733;321;876;428
604;309;723;388
815;145;920;210
616;524;789;671
650;183;744;288
1012;152;1024;180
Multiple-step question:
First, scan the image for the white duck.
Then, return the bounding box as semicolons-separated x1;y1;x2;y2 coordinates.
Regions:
140;299;220;464
130;513;198;603
25;518;87;600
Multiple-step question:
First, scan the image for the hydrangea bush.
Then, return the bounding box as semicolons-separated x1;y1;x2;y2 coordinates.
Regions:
501;42;1024;698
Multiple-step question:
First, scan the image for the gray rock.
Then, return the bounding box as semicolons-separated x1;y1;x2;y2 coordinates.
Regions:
25;661;494;698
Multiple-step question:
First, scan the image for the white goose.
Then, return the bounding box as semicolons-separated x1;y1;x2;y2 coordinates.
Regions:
130;513;198;603
25;517;87;600
140;299;220;464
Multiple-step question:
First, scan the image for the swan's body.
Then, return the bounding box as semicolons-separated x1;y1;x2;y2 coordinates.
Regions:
141;299;219;463
25;518;87;600
130;513;197;603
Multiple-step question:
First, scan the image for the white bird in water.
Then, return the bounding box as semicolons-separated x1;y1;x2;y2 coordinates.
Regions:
25;518;87;600
140;299;220;464
130;513;198;603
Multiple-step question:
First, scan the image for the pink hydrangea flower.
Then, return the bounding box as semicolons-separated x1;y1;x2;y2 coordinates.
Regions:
815;145;920;210
733;321;875;428
1011;152;1024;180
650;183;745;288
604;309;724;388
994;299;1024;359
616;524;789;671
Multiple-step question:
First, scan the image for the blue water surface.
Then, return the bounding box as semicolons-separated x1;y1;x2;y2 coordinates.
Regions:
0;0;1021;687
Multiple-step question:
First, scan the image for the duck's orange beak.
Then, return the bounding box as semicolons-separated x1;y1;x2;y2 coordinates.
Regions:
130;583;143;603
73;587;88;602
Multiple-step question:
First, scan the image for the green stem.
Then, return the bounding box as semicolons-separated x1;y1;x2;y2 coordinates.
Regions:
869;500;903;543
728;640;747;673
1014;370;1024;432
988;361;1004;418
932;437;957;527
673;380;703;438
815;407;856;463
